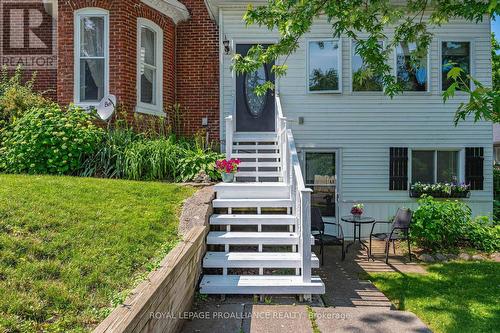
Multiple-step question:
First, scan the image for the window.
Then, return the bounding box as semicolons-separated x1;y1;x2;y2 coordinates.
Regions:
411;150;459;184
308;40;341;93
442;41;471;91
136;19;163;115
495;147;500;165
305;152;336;217
352;41;383;92
74;9;109;105
396;42;428;91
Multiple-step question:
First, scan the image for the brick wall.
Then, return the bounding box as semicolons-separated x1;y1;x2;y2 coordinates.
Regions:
57;0;176;124
1;0;57;100
176;0;220;140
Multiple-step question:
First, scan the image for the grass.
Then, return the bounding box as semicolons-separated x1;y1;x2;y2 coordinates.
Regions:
370;261;500;333
0;174;195;332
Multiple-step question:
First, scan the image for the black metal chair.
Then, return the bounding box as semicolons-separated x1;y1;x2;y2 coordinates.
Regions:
311;207;345;265
369;208;413;264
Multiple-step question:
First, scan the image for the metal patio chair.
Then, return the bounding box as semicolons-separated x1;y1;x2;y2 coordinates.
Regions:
369;208;413;264
311;207;345;265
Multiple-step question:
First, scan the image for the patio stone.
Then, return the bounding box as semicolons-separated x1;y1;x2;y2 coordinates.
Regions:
434;253;447;262
242;305;312;333
446;253;458;260
418;253;435;263
471;254;485;261
490;252;500;262
458;253;472;260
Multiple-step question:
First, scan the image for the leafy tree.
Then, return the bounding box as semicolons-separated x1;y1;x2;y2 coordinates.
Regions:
493;32;500;92
309;68;339;91
233;0;499;123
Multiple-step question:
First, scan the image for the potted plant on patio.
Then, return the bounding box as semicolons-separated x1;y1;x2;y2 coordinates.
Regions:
215;158;240;183
351;203;364;219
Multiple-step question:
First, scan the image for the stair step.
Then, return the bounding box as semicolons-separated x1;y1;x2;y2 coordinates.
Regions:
206;232;299;245
210;214;295;225
203;252;320;268
233;153;280;159
213;198;292;208
233;144;279;150
236;171;282;178
214;182;289;199
200;275;325;295
238;161;281;168
233;132;278;142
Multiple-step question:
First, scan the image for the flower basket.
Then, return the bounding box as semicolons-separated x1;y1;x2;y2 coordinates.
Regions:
409;182;471;199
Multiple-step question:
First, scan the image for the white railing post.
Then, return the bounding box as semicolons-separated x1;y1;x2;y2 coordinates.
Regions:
225;115;233;160
300;188;312;283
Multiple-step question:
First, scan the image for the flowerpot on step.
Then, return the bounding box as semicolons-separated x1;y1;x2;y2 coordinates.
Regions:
221;173;235;183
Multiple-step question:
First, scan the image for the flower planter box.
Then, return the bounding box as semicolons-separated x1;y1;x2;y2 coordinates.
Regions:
409;190;470;199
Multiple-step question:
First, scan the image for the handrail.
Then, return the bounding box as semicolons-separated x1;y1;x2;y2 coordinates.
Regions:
225;115;233;159
276;94;312;284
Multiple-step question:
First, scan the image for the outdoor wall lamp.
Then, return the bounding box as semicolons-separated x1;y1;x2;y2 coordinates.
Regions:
223;36;231;55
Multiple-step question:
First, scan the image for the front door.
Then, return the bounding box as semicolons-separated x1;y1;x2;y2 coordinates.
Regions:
236;44;275;132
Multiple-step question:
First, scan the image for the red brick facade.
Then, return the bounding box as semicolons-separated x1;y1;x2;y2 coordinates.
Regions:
1;0;220;139
57;0;176;125
176;0;219;140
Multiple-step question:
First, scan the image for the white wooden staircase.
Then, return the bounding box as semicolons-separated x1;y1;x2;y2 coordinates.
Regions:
199;96;325;298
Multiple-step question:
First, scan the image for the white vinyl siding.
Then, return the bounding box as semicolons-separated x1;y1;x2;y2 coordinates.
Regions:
219;9;493;222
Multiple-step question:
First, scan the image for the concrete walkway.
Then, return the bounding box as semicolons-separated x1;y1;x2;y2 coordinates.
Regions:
181;241;430;333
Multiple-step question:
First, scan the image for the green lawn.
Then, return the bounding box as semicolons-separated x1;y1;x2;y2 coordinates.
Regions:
370;261;500;333
0;174;195;332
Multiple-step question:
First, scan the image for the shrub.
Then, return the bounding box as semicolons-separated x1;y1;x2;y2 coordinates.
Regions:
467;216;500;252
0;105;103;175
79;129;223;182
411;196;472;251
0;67;51;131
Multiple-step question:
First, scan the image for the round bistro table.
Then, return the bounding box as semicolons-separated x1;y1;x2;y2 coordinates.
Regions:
341;215;375;259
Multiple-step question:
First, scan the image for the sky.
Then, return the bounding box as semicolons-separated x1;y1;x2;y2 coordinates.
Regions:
493;15;499;36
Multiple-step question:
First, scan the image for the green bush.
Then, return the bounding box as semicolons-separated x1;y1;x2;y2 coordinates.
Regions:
0;105;103;175
78;129;223;182
0;67;51;131
411;196;472;250
467;216;500;252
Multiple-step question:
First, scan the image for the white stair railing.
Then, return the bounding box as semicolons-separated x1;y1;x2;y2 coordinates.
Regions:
276;94;312;283
225;115;233;160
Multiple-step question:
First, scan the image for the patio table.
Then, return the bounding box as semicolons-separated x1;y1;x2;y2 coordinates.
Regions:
341;215;375;259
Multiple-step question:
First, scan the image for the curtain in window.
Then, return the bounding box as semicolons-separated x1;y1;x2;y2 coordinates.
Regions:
80;17;104;101
140;27;156;104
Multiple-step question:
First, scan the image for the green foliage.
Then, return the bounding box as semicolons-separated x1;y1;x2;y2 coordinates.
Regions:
467;216;500;252
79;129;223;182
412;196;499;252
0;174;194;332
234;0;499;123
0;105;103;175
493;33;499;92
309;68;339;91
411;196;472;250
0;66;51;131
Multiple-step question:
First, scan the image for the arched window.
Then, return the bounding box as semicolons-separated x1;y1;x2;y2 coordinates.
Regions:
74;8;109;105
136;18;163;115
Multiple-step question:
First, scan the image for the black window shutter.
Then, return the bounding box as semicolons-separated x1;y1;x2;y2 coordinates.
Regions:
466;147;484;190
390;147;408;190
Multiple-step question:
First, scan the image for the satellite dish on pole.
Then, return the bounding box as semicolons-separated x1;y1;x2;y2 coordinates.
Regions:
96;95;116;121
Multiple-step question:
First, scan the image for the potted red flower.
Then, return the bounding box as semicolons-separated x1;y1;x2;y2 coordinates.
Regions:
215;158;240;183
351;203;364;219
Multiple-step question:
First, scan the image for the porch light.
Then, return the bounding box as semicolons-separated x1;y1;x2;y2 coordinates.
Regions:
223;36;231;55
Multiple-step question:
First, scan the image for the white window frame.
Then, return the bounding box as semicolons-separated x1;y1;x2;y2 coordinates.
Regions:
439;39;474;92
306;38;342;94
136;18;164;116
393;42;430;93
409;148;465;184
350;39;385;94
74;8;109;107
